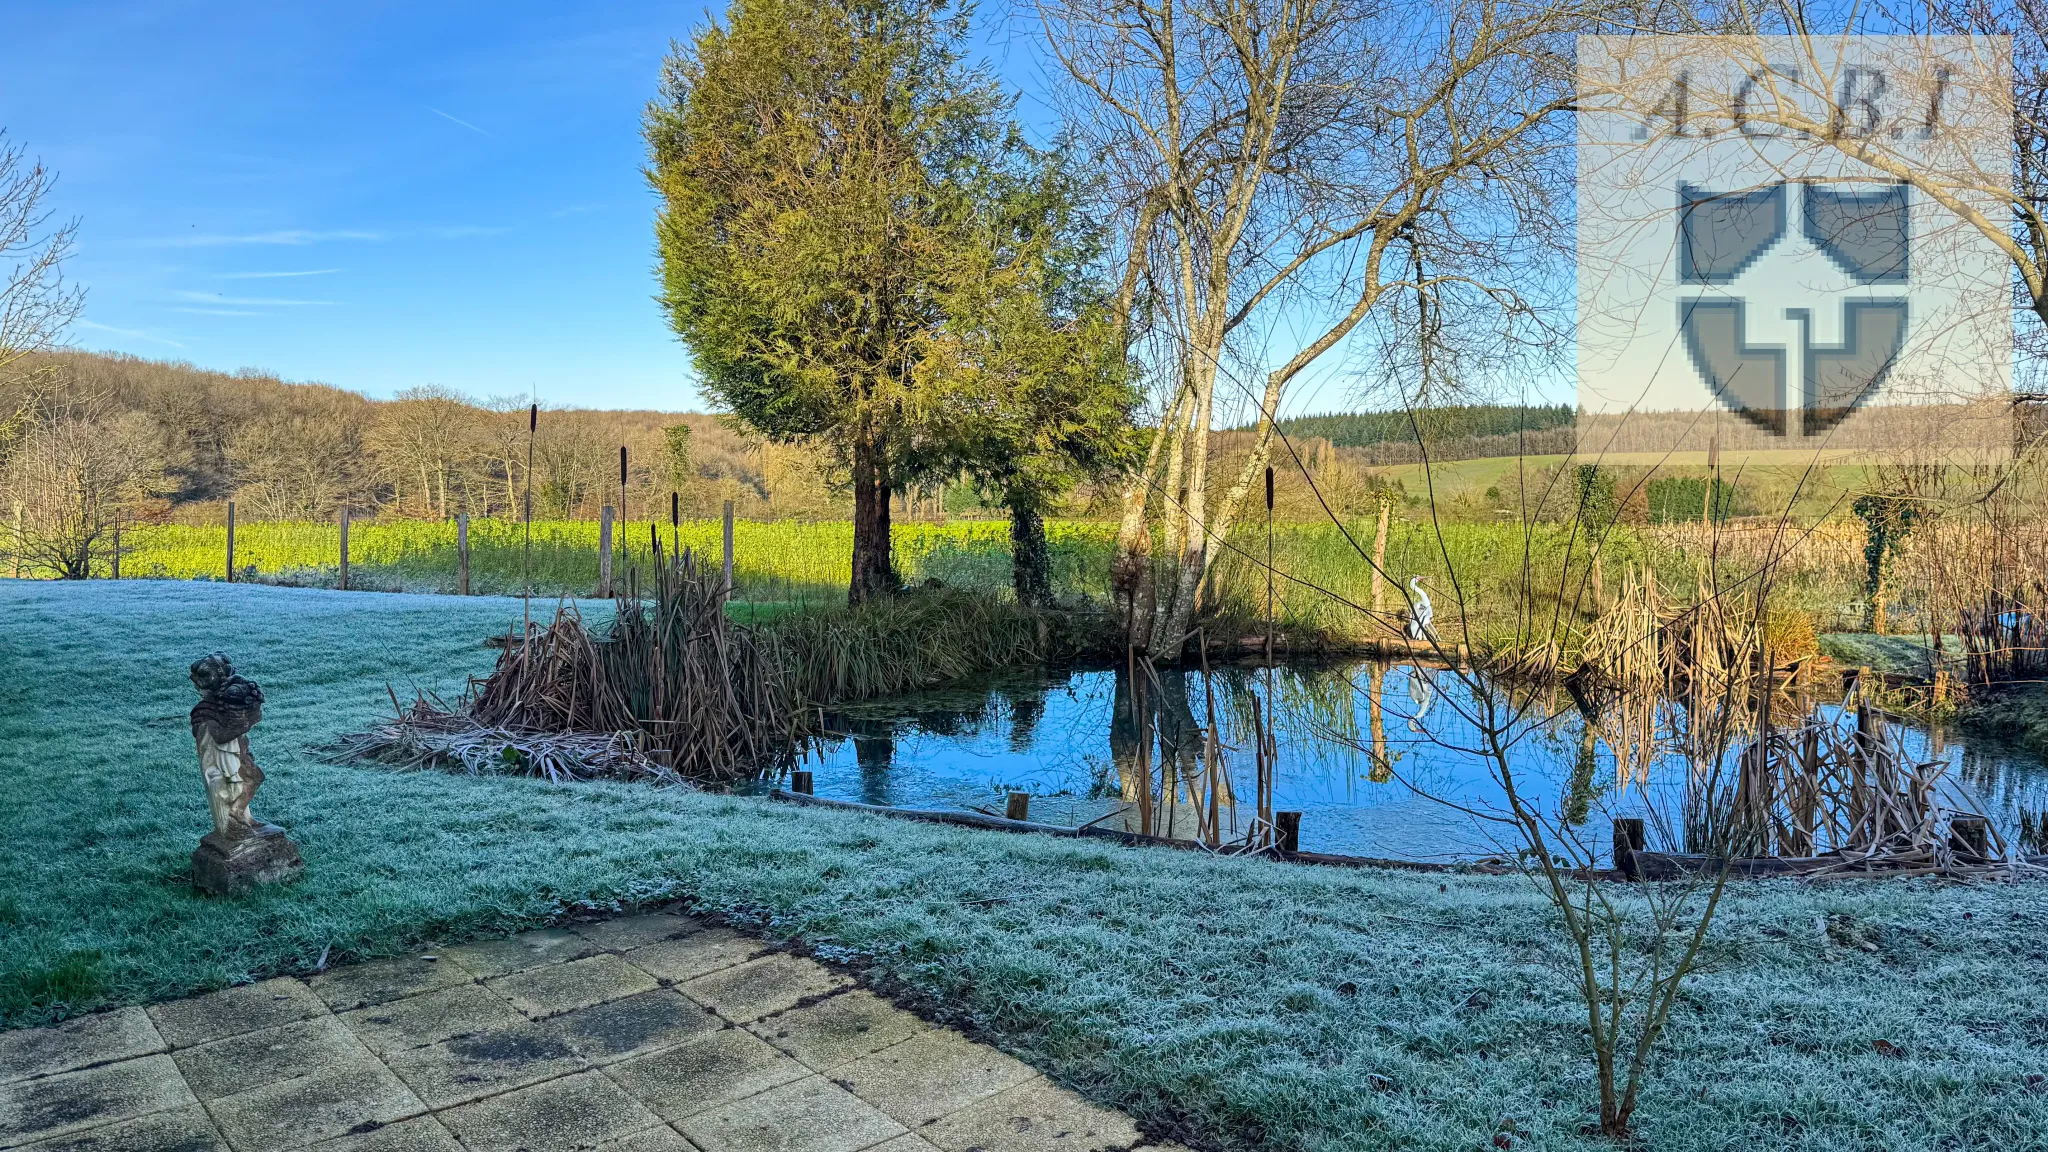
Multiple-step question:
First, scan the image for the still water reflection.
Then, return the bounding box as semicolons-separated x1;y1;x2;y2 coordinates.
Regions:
788;661;2048;862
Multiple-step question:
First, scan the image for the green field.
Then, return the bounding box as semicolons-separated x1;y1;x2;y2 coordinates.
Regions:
67;511;1885;648
3;579;2045;1152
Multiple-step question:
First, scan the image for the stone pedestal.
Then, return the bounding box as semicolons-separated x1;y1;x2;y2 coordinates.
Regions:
192;823;303;896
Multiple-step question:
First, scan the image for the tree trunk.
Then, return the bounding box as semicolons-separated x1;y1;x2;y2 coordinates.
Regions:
1008;495;1052;608
848;420;896;607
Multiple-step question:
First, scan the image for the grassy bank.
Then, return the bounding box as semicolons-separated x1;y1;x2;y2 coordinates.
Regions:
99;514;1879;646
3;580;2045;1151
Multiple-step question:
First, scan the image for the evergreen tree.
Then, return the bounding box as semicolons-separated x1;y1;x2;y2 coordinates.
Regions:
647;0;1015;605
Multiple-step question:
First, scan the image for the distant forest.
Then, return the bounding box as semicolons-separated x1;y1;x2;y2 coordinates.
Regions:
1265;405;1578;464
10;352;1583;528
8;351;884;524
1272;405;1576;447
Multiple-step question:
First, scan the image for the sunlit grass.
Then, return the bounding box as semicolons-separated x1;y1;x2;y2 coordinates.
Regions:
2;580;2044;1152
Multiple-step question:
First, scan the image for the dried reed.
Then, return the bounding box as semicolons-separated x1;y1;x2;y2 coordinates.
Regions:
343;549;809;785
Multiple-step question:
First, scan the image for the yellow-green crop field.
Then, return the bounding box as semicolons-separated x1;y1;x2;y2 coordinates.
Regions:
56;513;1868;642
108;518;1123;603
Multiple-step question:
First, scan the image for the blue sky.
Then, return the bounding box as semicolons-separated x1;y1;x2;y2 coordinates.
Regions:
3;1;1058;411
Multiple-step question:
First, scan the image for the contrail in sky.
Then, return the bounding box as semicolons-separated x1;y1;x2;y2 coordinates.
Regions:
429;107;493;138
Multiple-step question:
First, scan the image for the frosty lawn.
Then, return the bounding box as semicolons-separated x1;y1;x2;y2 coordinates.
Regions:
4;581;2046;1152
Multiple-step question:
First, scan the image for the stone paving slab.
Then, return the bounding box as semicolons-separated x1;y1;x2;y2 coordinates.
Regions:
175;1016;373;1104
568;915;700;953
491;955;660;1020
384;1020;587;1110
339;986;528;1057
0;913;1154;1152
547;992;722;1066
677;1074;904;1152
0;1054;196;1148
205;1059;424;1151
147;979;328;1049
436;1072;665;1152
745;991;927;1073
836;1030;1040;1128
622;931;766;984
0;1010;163;1089
607;1029;808;1122
308;957;475;1013
921;1079;1141;1152
306;1116;463;1152
12;1104;226;1151
681;957;848;1025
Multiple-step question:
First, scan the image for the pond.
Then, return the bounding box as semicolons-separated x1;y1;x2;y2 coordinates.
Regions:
778;660;2048;863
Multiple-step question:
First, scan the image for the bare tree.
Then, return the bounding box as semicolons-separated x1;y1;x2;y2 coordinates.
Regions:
229;391;372;520
7;403;161;578
368;385;482;518
1043;0;1591;658
0;135;84;457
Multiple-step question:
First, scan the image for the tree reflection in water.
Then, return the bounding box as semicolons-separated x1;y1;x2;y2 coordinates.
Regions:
796;659;2048;859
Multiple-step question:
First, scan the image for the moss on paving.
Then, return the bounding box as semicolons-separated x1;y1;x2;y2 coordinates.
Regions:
4;580;2047;1152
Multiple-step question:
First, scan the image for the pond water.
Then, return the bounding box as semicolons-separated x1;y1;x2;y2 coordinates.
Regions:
781;660;2048;863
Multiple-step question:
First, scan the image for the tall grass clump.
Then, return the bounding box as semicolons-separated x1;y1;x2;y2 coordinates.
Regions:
337;551;808;784
766;587;1099;705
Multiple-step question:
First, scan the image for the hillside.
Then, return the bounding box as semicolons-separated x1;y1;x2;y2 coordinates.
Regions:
8;350;858;523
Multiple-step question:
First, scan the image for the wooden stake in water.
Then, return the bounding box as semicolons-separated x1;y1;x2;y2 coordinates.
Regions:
523;403;536;638
598;506;615;599
1372;492;1391;620
339;509;350;591
225;501;236;583
456;511;470;596
1265;465;1275;661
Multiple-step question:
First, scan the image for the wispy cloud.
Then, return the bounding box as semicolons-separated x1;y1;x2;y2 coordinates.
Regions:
76;319;185;348
220;268;342;280
429;107;494;138
145;229;385;248
170;307;264;317
173;291;335;307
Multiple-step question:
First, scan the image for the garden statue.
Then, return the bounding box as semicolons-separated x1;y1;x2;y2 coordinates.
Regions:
187;652;302;895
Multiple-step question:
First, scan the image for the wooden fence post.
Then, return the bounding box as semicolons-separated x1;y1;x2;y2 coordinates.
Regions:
791;769;814;795
111;521;120;579
1005;792;1031;821
11;501;19;578
1613;817;1647;878
339;509;350;591
721;500;734;597
457;511;470;595
225;501;236;582
1949;815;1991;861
1371;495;1391;619
598;506;615;599
1274;811;1303;854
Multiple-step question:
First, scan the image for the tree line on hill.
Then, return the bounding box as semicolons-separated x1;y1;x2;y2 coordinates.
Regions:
1268;405;1575;449
1;350;874;521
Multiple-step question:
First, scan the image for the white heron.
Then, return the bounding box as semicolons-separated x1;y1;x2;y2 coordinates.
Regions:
1405;666;1436;733
1404;575;1436;642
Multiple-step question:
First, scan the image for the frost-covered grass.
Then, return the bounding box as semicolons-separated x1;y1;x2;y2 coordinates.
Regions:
3;580;2046;1151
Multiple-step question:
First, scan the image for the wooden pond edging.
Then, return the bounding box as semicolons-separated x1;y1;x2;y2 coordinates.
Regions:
770;791;2048;882
767;789;1500;874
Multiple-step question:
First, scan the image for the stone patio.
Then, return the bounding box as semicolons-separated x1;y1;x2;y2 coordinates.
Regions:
0;915;1164;1152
